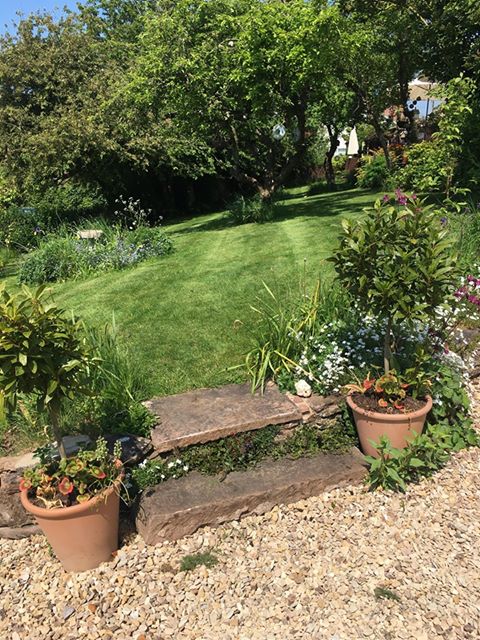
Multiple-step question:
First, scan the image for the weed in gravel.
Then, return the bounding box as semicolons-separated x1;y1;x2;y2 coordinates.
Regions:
374;587;401;602
180;552;218;572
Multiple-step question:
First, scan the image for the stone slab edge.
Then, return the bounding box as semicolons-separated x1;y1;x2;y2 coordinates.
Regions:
135;448;367;545
148;383;302;453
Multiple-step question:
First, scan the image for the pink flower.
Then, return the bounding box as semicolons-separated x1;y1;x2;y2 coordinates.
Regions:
19;478;32;492
90;467;106;480
58;477;74;495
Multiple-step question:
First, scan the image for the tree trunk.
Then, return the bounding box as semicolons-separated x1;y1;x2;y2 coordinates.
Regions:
373;118;391;170
324;124;340;188
384;316;393;374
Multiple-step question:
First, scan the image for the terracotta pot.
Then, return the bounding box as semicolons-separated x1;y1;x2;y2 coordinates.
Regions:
21;478;122;572
346;395;432;458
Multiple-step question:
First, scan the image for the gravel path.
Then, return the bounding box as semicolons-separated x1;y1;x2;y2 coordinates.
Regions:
2;395;480;640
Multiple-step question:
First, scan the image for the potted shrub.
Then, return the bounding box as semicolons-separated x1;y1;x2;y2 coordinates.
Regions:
0;284;124;571
330;191;458;456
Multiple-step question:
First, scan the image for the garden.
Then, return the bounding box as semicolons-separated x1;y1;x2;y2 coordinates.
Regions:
1;0;480;637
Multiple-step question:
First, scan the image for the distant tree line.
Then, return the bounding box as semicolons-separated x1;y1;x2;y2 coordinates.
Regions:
0;0;478;219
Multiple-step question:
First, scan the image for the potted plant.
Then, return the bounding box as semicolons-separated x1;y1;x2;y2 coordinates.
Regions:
0;284;124;571
345;371;432;457
330;191;458;456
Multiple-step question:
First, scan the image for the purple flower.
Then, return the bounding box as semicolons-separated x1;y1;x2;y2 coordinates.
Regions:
382;194;390;203
394;188;407;205
440;216;447;227
467;275;475;283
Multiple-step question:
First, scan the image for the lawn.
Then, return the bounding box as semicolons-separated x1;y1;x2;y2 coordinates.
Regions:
44;187;381;397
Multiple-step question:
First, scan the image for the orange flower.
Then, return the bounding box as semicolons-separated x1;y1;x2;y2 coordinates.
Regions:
377;399;388;408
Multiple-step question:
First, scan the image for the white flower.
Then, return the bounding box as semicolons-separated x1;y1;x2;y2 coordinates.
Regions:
167;461;175;469
176;458;182;465
183;465;189;472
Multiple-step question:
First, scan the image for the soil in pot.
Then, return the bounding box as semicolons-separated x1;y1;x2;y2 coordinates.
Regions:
352;394;425;414
346;394;432;458
21;479;122;572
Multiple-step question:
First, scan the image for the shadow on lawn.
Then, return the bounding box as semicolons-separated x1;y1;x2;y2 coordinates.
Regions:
172;187;377;235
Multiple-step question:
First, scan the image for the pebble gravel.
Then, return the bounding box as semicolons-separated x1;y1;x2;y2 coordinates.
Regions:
1;390;480;640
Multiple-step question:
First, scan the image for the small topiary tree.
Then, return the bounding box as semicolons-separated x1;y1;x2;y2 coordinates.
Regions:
0;285;96;458
330;191;459;373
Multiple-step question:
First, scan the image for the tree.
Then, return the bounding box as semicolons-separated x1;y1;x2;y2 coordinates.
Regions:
330;193;458;374
124;0;340;198
0;13;121;196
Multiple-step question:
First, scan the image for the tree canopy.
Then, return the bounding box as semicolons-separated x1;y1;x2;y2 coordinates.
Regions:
0;0;478;214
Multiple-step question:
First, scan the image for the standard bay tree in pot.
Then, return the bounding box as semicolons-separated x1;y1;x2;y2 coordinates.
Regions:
330;191;458;457
0;285;124;571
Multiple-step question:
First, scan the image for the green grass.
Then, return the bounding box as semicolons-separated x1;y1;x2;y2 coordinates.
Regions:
4;187;382;398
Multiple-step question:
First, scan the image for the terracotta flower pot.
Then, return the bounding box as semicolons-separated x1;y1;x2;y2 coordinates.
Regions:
346;395;432;458
21;478;122;572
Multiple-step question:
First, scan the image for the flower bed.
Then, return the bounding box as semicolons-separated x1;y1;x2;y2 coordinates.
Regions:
19;224;173;284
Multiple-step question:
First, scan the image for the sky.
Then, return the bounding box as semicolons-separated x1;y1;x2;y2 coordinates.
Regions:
0;1;77;31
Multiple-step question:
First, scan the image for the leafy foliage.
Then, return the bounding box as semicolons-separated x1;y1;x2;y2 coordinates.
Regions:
244;280;339;392
398;76;476;194
72;322;155;437
228;195;275;224
355;152;391;189
330;192;459;371
21;436;122;508
346;370;430;411
19;224;172;284
132;419;357;490
0;285;96;456
366;362;479;491
0;207;46;251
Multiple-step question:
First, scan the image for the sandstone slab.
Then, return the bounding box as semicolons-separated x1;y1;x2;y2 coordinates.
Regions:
135;449;366;544
147;383;302;453
104;433;153;466
0;470;35;532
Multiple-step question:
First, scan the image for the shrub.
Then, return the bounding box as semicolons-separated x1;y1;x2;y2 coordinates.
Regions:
29;182;106;223
355;151;391;189
0;206;47;251
19;224;173;284
332;155;347;172
308;181;332;196
330;191;459;374
446;197;480;269
228;194;275;224
0;285;95;458
397;141;449;192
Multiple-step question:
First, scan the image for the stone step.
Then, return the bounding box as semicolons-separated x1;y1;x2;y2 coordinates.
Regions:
135;449;367;545
146;383;303;453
